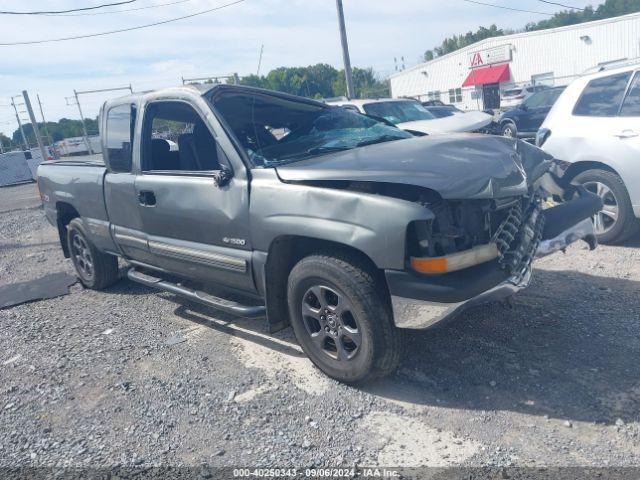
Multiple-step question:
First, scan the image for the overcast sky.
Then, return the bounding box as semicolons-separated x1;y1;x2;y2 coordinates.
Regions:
0;0;595;136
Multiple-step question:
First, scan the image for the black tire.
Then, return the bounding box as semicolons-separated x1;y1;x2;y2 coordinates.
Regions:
571;169;639;244
67;218;119;289
501;121;517;138
287;252;402;384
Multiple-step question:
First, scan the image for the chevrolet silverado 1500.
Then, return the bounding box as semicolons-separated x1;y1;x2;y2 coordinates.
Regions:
37;85;601;383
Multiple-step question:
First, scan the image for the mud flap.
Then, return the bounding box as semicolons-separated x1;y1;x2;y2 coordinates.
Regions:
537;188;602;257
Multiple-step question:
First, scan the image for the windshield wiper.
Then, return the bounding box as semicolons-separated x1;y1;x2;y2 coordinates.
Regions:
356;135;404;148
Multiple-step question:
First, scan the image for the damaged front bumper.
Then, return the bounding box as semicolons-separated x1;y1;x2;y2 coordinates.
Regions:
388;191;601;330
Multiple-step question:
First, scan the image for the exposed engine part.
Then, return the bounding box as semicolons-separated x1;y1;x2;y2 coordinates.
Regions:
407;196;522;258
496;196;545;275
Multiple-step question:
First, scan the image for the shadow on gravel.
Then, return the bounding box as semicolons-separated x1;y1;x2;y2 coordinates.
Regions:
170;301;305;359
365;269;640;426
619;229;640;248
0;241;59;251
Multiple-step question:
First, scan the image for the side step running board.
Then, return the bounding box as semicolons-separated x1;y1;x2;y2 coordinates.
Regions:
127;268;266;318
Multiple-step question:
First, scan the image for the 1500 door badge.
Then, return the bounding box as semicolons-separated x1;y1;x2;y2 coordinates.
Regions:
223;237;246;246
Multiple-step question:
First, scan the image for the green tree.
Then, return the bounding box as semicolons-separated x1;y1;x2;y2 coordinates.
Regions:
332;67;389;98
0;132;12;150
11;118;98;146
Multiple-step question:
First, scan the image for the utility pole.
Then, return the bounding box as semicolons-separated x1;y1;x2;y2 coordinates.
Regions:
69;85;132;155
10;96;28;150
36;94;53;146
257;44;264;76
73;89;93;155
23;90;48;163
335;0;355;99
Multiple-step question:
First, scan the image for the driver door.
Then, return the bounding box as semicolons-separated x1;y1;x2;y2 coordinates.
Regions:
134;99;255;292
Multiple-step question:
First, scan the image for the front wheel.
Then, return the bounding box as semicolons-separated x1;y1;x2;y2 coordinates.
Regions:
287;253;402;384
572;169;639;244
501;122;517;138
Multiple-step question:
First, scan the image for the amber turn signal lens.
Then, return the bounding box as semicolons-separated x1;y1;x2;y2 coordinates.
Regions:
411;257;448;274
410;243;500;275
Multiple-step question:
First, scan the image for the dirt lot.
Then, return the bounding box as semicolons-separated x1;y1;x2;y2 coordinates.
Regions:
1;182;639;474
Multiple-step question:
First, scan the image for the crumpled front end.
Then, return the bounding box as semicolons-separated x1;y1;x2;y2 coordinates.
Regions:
387;140;602;329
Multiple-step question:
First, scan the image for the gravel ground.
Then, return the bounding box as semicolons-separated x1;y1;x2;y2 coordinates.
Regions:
1;183;639;475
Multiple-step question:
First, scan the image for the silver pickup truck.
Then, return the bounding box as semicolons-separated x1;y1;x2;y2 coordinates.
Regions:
37;84;602;383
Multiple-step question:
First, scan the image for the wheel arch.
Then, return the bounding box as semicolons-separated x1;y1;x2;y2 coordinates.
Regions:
260;235;388;333
562;161;621;185
56;202;81;258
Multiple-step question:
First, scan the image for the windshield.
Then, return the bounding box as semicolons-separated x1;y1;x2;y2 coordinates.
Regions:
210;90;412;166
424;106;456;118
362;101;436;124
503;89;522;97
522;88;564;109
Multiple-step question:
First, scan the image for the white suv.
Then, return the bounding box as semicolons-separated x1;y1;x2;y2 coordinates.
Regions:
537;64;640;244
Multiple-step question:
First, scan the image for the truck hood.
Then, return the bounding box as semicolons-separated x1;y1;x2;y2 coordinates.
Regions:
398;111;493;134
275;134;554;199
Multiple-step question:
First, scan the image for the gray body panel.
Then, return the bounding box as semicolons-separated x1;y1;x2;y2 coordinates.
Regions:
276;134;554;200
249;169;433;270
38;161;119;254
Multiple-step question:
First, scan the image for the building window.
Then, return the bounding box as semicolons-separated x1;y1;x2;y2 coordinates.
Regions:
449;88;462;103
427;91;441;101
532;72;555;87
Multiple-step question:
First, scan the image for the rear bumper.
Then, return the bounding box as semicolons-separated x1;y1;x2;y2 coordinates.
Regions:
388;193;600;330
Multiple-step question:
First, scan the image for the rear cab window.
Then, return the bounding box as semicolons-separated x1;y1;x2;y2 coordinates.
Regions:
105;104;135;173
573;71;632;117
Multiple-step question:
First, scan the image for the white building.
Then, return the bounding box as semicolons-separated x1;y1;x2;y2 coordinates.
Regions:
390;12;640;110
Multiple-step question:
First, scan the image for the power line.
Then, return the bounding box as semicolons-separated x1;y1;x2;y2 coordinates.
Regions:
0;0;246;46
0;1;137;15
45;0;192;17
537;0;586;11
460;0;555;16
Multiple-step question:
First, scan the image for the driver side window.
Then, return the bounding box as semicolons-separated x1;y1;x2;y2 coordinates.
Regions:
142;101;221;173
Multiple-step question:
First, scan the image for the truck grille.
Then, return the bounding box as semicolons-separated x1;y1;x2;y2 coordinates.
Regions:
493;197;545;276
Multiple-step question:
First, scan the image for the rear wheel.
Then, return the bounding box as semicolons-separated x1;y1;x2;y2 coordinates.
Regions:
572;169;639;244
67;218;119;289
287;253;402;384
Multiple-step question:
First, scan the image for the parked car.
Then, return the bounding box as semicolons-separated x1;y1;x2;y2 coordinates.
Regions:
37;85;600;383
329;98;493;135
501;85;549;109
422;100;446;107
422;105;463;118
538;64;640;244
498;86;565;138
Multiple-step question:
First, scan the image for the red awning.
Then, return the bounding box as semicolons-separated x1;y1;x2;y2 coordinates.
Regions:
462;64;511;87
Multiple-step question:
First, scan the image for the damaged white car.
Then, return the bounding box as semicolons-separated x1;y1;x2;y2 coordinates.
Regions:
328;98;493;135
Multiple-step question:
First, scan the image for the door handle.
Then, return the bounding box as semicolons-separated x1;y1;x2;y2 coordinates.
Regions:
614;130;639;139
137;190;156;207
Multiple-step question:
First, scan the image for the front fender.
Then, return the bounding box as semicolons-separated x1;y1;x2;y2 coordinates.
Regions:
249;169;434;270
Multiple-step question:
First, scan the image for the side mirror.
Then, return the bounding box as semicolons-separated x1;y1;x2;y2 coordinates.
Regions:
214;165;233;187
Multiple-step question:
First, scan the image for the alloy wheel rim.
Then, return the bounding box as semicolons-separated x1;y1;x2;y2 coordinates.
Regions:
503;126;514;137
301;285;361;361
583;181;619;234
71;232;94;279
